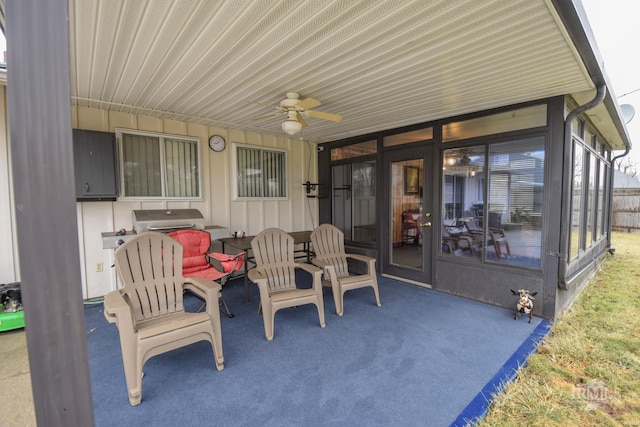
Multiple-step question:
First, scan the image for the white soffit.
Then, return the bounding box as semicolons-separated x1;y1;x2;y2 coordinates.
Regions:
69;0;598;143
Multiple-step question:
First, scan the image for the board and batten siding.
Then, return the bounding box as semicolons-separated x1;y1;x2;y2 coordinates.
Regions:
0;101;319;299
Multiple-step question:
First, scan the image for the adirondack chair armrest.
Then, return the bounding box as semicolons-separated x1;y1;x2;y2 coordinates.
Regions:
183;277;221;302
345;253;376;273
311;258;339;285
248;268;272;302
103;290;134;327
295;262;323;289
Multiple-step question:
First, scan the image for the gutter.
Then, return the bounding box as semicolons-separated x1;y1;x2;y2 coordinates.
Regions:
557;84;606;289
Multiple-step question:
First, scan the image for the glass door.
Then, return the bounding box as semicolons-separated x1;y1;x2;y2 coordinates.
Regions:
383;146;433;285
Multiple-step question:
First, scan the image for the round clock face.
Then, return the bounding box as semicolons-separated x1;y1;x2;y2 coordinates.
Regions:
208;135;226;152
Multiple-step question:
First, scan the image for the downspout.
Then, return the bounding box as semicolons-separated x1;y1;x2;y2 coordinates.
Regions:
606;148;630;248
557;84;606;289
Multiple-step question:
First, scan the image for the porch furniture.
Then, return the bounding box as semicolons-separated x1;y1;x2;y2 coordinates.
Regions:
402;211;422;245
488;228;511;258
219;230;313;302
104;231;224;406
167;229;244;318
310;224;381;316
461;217;510;259
442;220;478;257
248;228;325;341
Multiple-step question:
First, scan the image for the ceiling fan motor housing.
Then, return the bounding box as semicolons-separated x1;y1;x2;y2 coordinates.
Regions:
280;92;301;109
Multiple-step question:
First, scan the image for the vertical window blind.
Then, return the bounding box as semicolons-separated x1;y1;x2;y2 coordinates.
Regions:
236;146;286;198
120;131;200;198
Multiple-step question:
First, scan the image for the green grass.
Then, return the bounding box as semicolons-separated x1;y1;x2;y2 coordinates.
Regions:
477;232;640;427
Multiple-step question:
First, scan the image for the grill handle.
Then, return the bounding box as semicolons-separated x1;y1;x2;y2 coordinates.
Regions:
148;224;196;231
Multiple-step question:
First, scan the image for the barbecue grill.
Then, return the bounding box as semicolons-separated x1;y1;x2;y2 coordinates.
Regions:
131;209;205;233
102;209;226;249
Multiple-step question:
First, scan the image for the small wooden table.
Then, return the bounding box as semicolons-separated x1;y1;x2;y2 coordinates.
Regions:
219;231;313;302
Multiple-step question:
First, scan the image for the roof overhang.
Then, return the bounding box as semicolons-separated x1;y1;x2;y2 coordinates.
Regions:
0;0;631;150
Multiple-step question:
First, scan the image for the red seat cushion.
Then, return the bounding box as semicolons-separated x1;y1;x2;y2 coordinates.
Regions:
167;230;210;271
167;230;243;280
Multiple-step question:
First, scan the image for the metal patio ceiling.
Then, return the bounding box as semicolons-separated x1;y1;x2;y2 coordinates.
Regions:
67;0;627;147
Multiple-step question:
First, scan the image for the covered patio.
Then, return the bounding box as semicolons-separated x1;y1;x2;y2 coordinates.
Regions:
2;275;550;426
0;0;630;424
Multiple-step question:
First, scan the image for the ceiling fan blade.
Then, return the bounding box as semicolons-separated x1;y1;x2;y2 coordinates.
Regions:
297;97;322;110
306;110;343;122
297;113;308;128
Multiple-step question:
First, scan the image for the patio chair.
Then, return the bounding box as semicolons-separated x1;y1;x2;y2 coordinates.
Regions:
104;231;224;406
248;228;325;341
442;220;478;257
310;224;381;316
488;228;511;258
167;229;244;318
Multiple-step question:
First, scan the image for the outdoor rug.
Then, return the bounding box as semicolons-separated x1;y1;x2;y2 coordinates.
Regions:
85;275;550;427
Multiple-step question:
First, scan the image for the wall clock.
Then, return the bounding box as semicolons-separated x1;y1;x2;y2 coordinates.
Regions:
208;135;226;152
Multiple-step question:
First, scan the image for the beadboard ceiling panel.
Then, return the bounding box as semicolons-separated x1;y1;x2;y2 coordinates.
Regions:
67;0;618;145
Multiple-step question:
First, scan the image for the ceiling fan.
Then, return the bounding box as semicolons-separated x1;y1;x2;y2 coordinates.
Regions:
250;92;342;135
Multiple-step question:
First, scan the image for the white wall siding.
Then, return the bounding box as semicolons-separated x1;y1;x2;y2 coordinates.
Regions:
68;105;317;298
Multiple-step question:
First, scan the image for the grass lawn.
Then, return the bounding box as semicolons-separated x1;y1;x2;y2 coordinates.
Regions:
477;231;640;427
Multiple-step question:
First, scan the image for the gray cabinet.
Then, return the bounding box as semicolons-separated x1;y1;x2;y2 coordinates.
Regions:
73;129;118;200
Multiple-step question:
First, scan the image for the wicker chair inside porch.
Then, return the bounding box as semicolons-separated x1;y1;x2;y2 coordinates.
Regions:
248;228;325;341
103;231;224;406
310;224;381;316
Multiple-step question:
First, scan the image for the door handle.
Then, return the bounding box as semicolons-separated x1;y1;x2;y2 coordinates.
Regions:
420;221;432;227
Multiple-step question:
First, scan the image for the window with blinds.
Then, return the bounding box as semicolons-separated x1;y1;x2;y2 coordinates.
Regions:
117;129;200;199
234;145;287;200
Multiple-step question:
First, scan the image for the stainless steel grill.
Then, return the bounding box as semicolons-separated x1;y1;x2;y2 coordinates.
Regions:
132;209;205;233
102;209;208;249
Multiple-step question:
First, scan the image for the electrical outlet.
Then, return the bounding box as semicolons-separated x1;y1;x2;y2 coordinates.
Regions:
96;262;103;272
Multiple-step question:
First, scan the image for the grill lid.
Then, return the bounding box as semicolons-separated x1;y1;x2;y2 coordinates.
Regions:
132;209;205;232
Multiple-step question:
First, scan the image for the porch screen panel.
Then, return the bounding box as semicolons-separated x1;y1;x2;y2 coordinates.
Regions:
487;136;544;268
352;161;376;243
164;137;199;198
122;133;161;197
570;141;584;259
441;145;485;259
597;163;606;238
585;152;596;247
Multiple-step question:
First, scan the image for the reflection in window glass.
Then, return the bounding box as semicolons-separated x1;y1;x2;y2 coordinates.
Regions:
597;164;606;238
441;146;485;258
384;128;433;147
331;140;376;161
570;141;583;259
487;137;544;268
442;105;546;142
352;161;377;244
586;152;596;247
331;161;377;244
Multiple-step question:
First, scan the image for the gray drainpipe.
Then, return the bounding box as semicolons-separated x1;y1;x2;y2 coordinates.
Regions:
557;84;606;289
606;148;630;247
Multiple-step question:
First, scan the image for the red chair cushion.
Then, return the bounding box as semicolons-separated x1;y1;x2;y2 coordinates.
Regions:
167;230;243;280
167;230;213;274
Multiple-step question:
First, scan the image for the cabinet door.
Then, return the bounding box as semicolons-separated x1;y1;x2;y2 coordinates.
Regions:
73;129;118;200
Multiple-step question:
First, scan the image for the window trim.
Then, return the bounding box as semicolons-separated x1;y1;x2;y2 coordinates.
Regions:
116;128;202;201
232;143;288;201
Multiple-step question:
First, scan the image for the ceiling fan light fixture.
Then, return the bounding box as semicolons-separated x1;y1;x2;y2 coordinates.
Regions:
282;119;302;135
